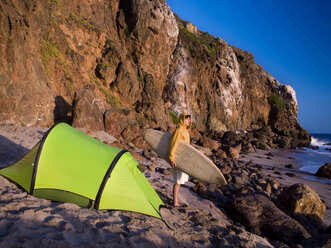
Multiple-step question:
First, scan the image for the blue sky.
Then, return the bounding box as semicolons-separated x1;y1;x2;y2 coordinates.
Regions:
166;0;331;134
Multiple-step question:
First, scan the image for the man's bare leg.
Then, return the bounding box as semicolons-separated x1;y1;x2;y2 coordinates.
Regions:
173;183;180;207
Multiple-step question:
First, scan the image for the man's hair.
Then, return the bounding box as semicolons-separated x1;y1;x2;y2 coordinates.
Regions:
185;115;191;119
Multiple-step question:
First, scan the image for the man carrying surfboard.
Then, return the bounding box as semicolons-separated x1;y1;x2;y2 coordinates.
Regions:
169;113;191;207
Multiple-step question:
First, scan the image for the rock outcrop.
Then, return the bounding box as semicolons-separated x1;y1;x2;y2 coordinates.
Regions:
276;183;326;226
0;0;310;147
226;190;311;245
315;163;331;179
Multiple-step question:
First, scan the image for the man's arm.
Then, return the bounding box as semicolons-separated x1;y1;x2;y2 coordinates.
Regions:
169;128;181;166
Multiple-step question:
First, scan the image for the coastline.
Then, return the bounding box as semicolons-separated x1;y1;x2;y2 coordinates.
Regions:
0;124;330;247
239;148;331;227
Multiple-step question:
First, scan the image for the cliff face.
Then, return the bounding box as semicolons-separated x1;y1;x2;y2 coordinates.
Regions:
0;0;310;147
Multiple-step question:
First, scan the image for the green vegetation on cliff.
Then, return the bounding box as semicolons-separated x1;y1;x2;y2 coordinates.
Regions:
179;28;217;57
268;94;285;111
169;111;179;124
41;39;72;78
100;88;121;109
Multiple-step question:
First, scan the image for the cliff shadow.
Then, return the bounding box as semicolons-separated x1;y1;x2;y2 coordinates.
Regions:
53;96;73;125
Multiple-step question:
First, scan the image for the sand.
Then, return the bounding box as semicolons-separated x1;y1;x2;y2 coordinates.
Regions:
0;125;273;248
1;124;330;247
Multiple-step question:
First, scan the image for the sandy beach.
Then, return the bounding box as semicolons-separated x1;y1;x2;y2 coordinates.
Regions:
0;125;330;247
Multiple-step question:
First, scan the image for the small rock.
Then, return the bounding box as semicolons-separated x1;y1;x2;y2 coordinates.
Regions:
224;174;232;183
147;164;156;172
128;142;135;148
198;135;220;151
159;168;172;176
285;164;294;169
256;141;271;150
261;183;272;194
216;149;227;159
285;173;296;177
191;182;210;198
138;164;147;171
232;176;246;187
267;178;280;190
142;149;154;158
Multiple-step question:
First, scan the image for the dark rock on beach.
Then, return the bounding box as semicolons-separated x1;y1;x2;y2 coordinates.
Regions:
301;234;331;248
225;190;311;245
221;131;242;146
198;135;220;151
285;164;294;169
315;163;331;179
276;183;326;227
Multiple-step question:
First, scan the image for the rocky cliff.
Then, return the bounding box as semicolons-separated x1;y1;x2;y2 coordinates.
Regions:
0;0;310;147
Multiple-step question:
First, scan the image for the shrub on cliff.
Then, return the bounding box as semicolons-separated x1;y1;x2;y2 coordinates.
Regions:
268;94;285;111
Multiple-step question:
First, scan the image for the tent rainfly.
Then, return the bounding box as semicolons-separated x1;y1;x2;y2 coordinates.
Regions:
0;123;164;219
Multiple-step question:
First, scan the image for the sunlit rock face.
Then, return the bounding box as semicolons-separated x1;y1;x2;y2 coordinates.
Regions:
0;0;309;146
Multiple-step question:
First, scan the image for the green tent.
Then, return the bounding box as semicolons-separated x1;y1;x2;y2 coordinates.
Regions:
0;123;164;219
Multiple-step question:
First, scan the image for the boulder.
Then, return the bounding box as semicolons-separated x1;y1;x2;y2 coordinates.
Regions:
198;135;220;151
301;235;331;248
232;175;248;187
216;149;227;159
229;146;241;160
190;128;202;139
191;182;210;199
276;183;326;226
222;144;241;160
253;126;274;139
241;142;256;153
273;136;291;149
266;178;280;190
256;141;271;150
193;144;213;157
221;131;241;146
315;163;331;179
226;191;311;245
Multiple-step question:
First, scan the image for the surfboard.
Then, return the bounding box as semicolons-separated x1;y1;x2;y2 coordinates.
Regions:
143;129;227;185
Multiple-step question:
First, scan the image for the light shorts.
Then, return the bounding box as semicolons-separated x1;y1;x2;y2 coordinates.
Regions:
173;168;189;184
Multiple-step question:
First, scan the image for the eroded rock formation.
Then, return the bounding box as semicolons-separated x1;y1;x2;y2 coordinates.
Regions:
0;0;310;147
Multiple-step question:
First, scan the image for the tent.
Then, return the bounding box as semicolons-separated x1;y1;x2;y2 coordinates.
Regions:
0;123;164;219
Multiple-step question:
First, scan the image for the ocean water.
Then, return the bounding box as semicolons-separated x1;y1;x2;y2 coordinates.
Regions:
295;134;331;174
